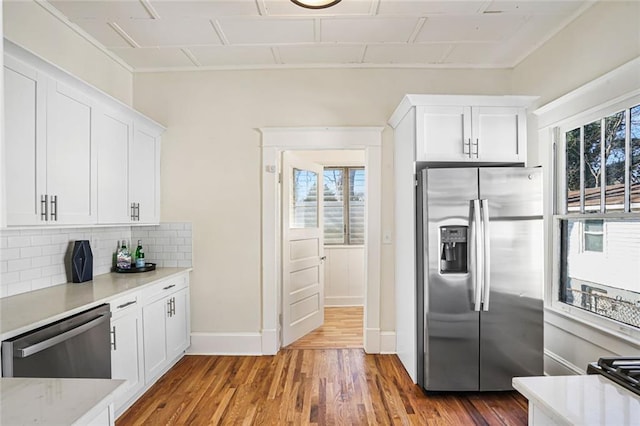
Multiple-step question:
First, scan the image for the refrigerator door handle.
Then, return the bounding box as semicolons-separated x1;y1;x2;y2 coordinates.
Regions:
471;199;483;311
481;199;491;311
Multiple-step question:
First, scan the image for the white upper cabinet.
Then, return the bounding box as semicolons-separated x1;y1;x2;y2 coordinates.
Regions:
130;124;161;225
4;57;46;226
96;107;132;224
2;42;164;228
46;81;97;225
4;57;97;226
472;106;526;162
390;95;535;164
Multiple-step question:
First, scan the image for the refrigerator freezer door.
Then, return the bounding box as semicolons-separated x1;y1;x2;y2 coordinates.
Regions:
478;168;544;391
422;168;480;391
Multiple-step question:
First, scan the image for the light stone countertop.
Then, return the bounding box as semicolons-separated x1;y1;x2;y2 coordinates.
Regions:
0;377;125;425
0;267;192;341
513;375;640;425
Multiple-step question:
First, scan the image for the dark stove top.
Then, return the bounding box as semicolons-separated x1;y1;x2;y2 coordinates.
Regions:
587;357;640;397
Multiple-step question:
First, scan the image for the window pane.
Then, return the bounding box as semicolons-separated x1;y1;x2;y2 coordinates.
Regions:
584;120;602;210
584;219;603;233
348;168;366;245
291;169;318;228
566;128;581;212
632;105;640;211
604;112;626;212
323;169;344;244
560;218;640;328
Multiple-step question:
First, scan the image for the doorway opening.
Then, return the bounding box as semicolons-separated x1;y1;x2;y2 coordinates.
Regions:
260;127;383;355
285;150;365;349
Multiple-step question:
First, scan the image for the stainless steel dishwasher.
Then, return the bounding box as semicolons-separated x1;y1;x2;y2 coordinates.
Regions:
2;304;112;378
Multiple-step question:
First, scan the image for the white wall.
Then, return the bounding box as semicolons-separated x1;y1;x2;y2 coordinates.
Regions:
3;0;132;105
132;68;512;338
512;0;640;374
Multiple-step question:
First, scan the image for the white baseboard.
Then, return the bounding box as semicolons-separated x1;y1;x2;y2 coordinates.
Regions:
380;331;396;354
544;349;584;376
325;296;364;306
261;328;278;355
364;328;380;353
187;332;262;355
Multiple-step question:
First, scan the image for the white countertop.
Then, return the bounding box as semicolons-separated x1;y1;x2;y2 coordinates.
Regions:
0;268;191;341
0;377;125;425
513;375;640;425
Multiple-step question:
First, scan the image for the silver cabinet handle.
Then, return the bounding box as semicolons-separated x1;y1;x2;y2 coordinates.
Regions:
136;203;140;221
131;203;136;221
481;199;491;311
171;297;176;316
463;138;471;157
471;138;479;158
111;325;117;350
163;284;176;291
50;195;57;221
116;300;137;309
167;299;172;317
41;194;48;221
14;313;111;358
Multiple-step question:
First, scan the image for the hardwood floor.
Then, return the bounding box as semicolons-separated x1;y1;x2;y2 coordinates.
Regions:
117;349;528;425
286;306;364;350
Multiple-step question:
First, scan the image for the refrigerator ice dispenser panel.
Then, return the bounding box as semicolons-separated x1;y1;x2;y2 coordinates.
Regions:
440;226;468;274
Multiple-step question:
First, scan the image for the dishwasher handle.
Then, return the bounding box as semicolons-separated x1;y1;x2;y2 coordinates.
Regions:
14;313;111;358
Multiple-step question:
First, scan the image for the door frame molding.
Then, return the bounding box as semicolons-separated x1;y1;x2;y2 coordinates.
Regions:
260;127;383;354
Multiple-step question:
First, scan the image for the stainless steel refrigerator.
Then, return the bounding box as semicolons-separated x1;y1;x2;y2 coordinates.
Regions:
416;166;543;391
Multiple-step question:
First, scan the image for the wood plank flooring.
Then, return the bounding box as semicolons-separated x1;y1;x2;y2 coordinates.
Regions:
116;349;528;425
287;306;363;349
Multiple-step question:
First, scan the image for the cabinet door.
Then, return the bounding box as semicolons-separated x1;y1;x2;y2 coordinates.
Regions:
166;288;189;361
4;58;47;225
473;107;524;163
142;297;168;383
111;310;144;412
96;108;132;224
46;81;97;224
417;106;471;161
130;124;160;224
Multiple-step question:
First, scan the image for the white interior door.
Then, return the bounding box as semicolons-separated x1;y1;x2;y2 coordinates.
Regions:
281;151;325;347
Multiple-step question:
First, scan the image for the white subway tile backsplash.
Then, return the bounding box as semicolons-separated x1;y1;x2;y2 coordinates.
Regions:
1;223;191;298
20;246;42;258
20;268;42;281
8;236;32;248
1;248;20;261
131;223;192;269
8;258;32;272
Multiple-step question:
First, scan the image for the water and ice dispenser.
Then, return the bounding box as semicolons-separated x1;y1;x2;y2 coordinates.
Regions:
439;226;468;273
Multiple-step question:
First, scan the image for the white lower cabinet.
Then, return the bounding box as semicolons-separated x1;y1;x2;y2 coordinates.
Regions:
109;293;144;417
142;276;190;385
108;272;190;418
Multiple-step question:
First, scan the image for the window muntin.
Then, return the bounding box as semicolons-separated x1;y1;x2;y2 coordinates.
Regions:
604;112;626;212
323;167;365;245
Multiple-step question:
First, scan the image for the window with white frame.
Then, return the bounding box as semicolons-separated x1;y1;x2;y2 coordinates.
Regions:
323;167;365;245
556;101;640;330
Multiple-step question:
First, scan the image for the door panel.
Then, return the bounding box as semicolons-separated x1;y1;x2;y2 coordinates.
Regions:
47;82;96;224
478;168;544;390
479;220;544;390
422;168;480;390
282;152;325;347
